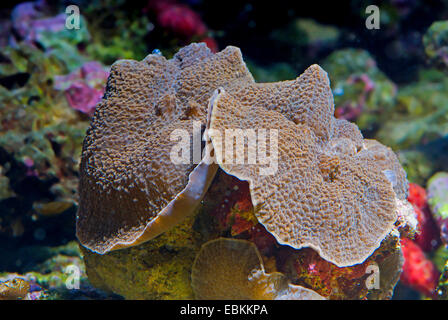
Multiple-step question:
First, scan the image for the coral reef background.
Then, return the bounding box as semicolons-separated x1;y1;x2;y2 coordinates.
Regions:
0;0;448;300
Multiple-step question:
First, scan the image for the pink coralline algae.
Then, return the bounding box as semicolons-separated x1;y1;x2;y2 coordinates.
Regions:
23;157;38;177
145;0;218;52
348;74;376;93
412;204;441;252
335;74;379;121
10;0;65;47
407;183;441;252
334;101;363;121
54;62;109;115
408;182;427;209
400;238;440;298
64;82;104;115
158;3;206;38
399;183;441;298
290;247;371;299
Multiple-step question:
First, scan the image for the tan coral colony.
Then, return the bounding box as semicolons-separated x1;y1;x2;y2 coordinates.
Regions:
78;43;411;275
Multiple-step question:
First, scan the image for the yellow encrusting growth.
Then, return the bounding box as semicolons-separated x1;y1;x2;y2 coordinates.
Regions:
81;215;202;299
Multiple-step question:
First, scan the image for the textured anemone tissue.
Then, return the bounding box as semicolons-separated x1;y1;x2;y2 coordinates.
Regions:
77;43;415;300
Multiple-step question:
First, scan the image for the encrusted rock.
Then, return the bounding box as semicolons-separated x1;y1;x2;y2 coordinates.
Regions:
79;44;414;299
191;238;325;300
81;214;202;299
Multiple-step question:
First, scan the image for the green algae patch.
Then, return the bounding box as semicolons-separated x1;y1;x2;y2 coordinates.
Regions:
428;172;448;219
423;20;448;72
81;215;204;299
437;260;448;300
